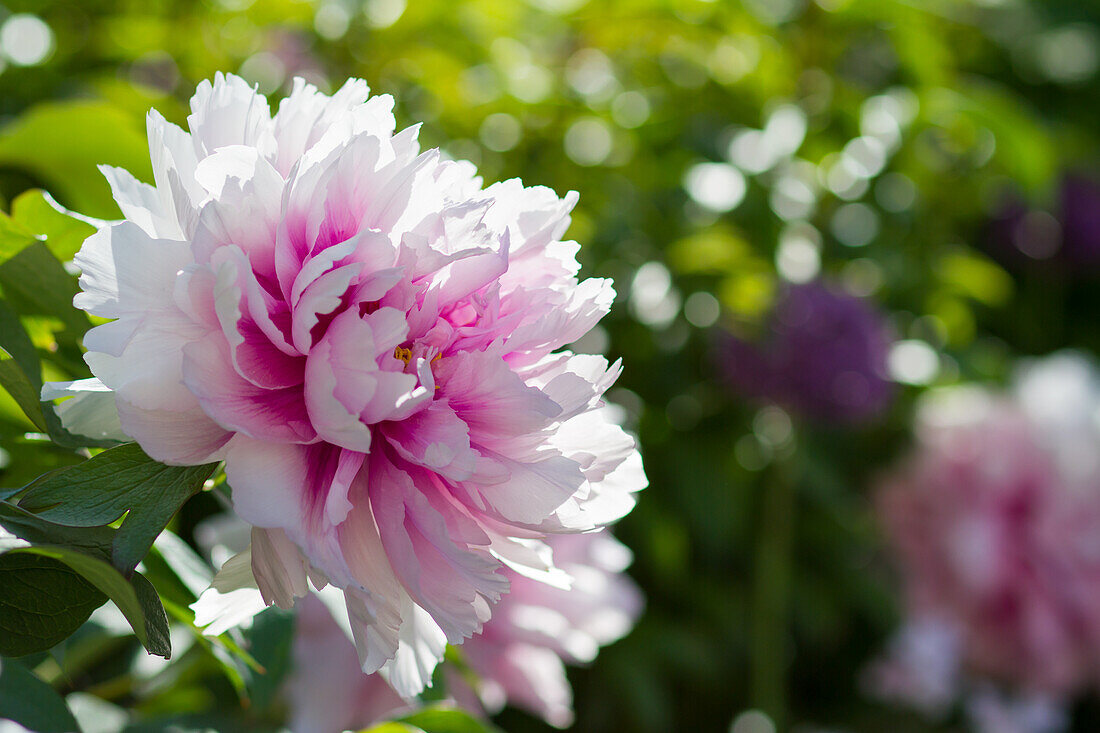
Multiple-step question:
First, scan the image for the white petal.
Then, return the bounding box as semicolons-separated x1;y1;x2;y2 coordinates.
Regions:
251;526;309;609
379;596;447;698
41;378;129;442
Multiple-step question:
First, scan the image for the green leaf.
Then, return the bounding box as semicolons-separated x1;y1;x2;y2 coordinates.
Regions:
0;501;171;658
0;300;48;431
0;211;38;262
394;705;503;733
0;241;89;340
18;443;218;575
0;296;113;448
131;571;172;660
245;607;296;710
0;100;151;220
11;190;97;262
0;552;106;657
2;546;170;658
0;500;114;559
0;657;80;732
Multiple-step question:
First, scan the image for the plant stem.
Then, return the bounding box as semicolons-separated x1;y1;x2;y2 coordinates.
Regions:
750;452;797;730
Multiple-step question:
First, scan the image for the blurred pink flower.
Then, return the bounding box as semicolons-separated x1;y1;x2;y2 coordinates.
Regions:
55;73;645;693
870;352;1100;724
285;531;642;731
287;595;410;733
451;531;643;728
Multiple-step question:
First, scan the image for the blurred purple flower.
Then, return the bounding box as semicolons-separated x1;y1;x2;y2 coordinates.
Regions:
714;281;895;423
985;173;1100;271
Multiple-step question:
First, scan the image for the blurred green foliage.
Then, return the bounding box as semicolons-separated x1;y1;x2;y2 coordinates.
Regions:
0;0;1099;731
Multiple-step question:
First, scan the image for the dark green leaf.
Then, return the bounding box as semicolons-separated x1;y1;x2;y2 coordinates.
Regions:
0;500;114;559
19;443;218;574
0;360;47;431
131;571;172;659
11;189;96;262
0;241;89;341
246;607;296;710
2;545;169;658
0;657;80;732
0;300;48;431
0;297;113;448
0;501;172;657
0;552;105;657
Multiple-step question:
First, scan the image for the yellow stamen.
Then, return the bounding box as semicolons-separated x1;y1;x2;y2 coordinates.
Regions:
394;346;412;365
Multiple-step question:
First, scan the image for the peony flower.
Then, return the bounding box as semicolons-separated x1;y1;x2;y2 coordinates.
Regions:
53;73;645;693
284;531;642;732
713;281;894;423
868;352;1100;723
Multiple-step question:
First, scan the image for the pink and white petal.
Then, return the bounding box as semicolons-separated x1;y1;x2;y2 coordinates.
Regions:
288;90;398;176
551;407;637;481
223;435;314;530
325;449;365;526
290;236;361;306
487;534;572;590
359;370;425;426
435;349;561;440
209;246;297;356
191;586;267;636
191;146;284;280
503;278;616;356
528;353;623;421
251;526;310;609
568;451;645;529
303;307;411;449
462;449;586;527
369;453;508;644
116;398;231;465
480;180;578;257
81;318;137;359
362;356;435;425
290;262;363;353
182;336;314;443
329;481;406;672
382;401;477;481
211;255;304;389
302;335;375;453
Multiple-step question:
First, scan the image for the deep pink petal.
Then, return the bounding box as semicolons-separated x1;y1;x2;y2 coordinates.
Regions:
183;335;315;444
